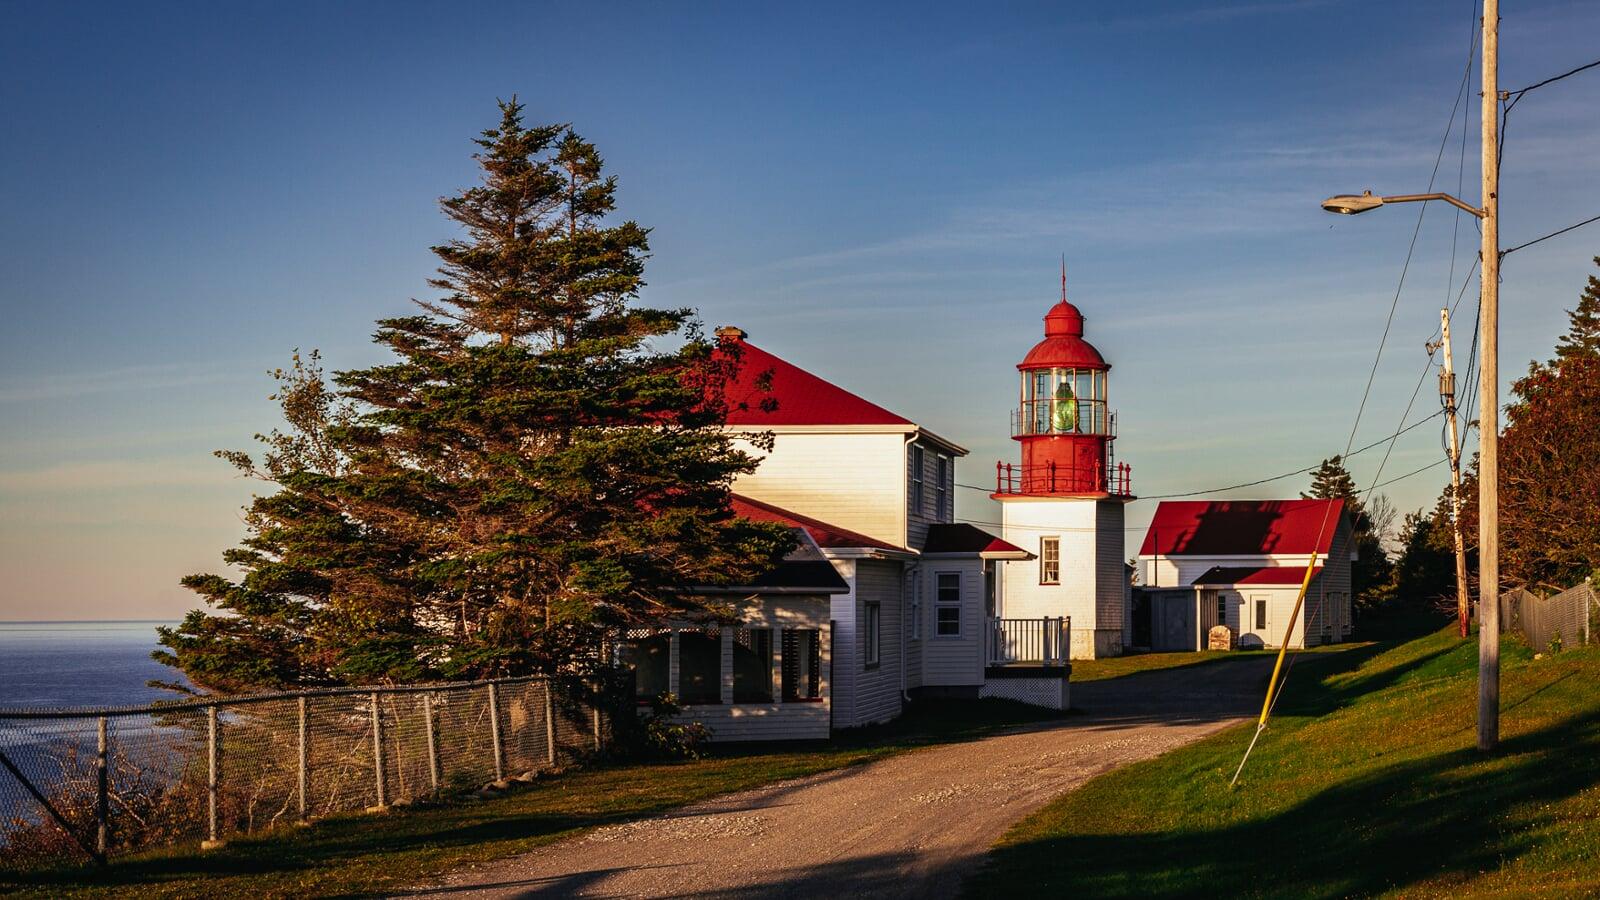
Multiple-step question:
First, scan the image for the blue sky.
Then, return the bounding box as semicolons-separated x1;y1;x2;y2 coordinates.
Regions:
2;0;1597;619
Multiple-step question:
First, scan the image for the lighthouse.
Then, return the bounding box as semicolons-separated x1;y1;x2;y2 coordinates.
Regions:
992;275;1134;659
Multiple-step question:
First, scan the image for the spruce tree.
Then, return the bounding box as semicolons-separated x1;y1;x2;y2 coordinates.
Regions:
1302;455;1392;612
159;101;793;691
1554;257;1600;363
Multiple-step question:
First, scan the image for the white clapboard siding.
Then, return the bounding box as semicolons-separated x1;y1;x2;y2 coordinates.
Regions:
845;559;905;727
919;559;985;686
903;567;923;689
731;431;910;548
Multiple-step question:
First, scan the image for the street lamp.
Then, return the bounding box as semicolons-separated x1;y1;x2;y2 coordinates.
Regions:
1318;0;1500;753
1321;190;1485;218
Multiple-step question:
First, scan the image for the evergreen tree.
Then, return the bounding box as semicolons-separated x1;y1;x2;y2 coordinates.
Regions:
1303;455;1393;611
159;101;794;691
1554;257;1600;363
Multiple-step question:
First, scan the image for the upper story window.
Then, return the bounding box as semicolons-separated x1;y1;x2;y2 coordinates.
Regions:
1040;537;1060;584
910;445;925;514
934;454;950;520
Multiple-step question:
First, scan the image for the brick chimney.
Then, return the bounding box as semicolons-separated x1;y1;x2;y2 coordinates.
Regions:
715;325;748;342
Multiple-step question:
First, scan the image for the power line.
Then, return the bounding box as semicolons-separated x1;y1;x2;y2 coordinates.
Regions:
1504;56;1600;98
954;409;1445;500
1502;213;1600;257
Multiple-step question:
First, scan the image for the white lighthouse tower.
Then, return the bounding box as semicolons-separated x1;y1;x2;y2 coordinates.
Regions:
992;277;1134;658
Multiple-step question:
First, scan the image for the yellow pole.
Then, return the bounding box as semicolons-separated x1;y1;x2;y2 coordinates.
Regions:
1231;551;1322;788
1256;552;1320;726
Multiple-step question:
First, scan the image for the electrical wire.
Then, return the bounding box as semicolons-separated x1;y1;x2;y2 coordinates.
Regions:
1502;214;1600;257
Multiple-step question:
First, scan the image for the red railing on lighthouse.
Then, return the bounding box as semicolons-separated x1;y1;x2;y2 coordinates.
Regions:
995;460;1132;497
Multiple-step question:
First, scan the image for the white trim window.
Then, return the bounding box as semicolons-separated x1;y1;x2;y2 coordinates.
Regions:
864;601;882;668
910;445;925;514
1040;537;1061;585
935;572;961;637
934;454;950;520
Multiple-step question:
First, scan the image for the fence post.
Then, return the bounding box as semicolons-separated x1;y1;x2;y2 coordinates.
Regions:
202;703;222;849
590;681;602;753
487;681;505;782
545;679;557;767
423;692;441;793
370;692;388;809
297;695;308;822
95;716;108;858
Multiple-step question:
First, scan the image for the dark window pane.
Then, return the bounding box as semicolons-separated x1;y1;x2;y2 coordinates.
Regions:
936;606;961;636
678;629;722;705
782;629;822;701
732;629;773;703
620;630;671;700
937;572;960;604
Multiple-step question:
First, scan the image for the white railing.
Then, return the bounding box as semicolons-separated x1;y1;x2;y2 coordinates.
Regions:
986;617;1071;666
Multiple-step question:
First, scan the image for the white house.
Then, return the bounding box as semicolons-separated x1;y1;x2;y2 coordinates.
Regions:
1135;499;1355;650
614;327;1065;741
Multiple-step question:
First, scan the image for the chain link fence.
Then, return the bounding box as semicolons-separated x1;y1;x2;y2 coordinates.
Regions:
0;676;615;869
1497;580;1600;652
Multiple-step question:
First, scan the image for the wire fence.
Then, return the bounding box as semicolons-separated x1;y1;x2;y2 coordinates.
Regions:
1496;581;1600;652
0;676;615;869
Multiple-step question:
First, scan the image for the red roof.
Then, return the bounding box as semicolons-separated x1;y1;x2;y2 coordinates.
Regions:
921;523;1031;556
1139;499;1346;557
718;335;912;427
1019;300;1108;371
730;493;903;553
1191;565;1324;587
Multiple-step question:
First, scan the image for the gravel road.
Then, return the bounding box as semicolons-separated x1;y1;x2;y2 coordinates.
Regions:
404;658;1274;899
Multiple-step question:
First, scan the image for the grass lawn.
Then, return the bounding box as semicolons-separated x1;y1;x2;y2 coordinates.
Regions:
1068;641;1353;682
0;699;1058;898
970;621;1600;898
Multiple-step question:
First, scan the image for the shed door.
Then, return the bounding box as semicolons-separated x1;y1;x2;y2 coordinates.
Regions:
1249;593;1273;646
1152;592;1194;651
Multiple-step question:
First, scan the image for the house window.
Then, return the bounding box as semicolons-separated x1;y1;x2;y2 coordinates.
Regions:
935;455;950;520
618;628;670;701
910;445;925;514
936;572;961;636
1217;593;1227;628
781;629;822;701
677;627;722;705
1255;599;1268;632
1040;537;1060;584
908;576;922;641
732;628;773;703
864;601;881;668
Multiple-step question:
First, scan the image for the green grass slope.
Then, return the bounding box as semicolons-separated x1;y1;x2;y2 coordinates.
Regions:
972;625;1600;899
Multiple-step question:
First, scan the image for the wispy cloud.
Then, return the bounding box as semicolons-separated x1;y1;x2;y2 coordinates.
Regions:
0;363;247;404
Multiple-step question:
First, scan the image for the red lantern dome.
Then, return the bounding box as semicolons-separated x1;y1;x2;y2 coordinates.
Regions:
995;281;1131;498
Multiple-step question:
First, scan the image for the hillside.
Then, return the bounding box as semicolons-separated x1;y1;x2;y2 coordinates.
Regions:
971;624;1600;898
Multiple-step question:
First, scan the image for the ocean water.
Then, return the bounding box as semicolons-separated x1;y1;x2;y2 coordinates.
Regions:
0;621;189;710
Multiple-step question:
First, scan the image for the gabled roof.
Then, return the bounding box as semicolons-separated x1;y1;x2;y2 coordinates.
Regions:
731;493;903;553
1192;565;1323;587
720;337;912;427
1139;499;1346;557
696;504;850;595
921;523;1032;558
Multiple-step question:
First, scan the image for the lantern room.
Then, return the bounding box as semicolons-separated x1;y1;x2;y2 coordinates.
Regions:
996;293;1131;497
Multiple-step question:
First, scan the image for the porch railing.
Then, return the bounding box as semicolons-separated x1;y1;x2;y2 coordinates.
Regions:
986;616;1071;666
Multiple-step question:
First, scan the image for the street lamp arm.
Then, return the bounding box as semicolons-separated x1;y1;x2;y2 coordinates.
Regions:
1379;192;1486;218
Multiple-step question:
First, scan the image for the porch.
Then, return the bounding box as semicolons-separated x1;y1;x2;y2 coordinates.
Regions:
981;616;1072;710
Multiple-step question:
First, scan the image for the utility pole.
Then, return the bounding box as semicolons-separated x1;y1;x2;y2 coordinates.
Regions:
1476;0;1501;752
1436;309;1470;638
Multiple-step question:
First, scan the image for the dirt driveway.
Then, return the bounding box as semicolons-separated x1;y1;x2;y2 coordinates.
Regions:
406;657;1274;899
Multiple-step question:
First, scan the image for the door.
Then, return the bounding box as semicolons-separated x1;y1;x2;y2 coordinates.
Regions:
1151;591;1194;651
1249;593;1273;648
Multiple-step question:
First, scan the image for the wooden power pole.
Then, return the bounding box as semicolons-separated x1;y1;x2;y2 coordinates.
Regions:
1437;310;1471;638
1476;0;1501;752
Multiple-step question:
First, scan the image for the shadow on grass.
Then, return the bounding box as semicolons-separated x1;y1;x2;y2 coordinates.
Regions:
977;705;1600;899
0;698;1062;896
